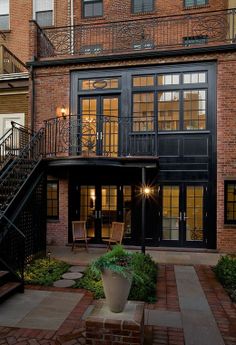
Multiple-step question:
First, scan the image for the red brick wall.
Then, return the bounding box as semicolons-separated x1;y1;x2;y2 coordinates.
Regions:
47;178;68;246
32;51;236;252
217;55;236;253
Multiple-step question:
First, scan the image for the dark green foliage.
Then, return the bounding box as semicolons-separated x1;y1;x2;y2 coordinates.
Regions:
214;255;236;302
24;258;70;286
129;252;157;302
74;267;105;299
76;246;158;302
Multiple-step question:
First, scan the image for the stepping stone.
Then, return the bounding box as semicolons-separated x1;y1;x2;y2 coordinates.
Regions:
53;279;75;288
69;266;87;273
62;272;83;280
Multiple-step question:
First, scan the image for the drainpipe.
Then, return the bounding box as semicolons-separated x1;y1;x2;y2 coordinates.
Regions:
30;65;35;132
69;0;74;54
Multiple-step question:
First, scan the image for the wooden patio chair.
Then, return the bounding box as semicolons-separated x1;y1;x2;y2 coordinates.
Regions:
103;222;125;251
71;221;91;252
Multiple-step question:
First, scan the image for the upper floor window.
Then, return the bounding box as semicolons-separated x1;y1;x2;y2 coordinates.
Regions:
0;0;9;30
225;181;236;224
83;0;103;18
183;35;208;47
34;0;53;27
184;0;208;8
132;0;154;14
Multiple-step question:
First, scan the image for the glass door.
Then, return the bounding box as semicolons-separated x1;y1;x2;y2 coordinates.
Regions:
79;96;119;156
160;184;206;246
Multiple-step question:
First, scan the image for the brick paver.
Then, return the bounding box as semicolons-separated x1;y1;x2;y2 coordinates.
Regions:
0;265;235;344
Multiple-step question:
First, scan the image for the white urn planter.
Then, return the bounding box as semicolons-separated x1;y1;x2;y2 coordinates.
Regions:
102;269;132;313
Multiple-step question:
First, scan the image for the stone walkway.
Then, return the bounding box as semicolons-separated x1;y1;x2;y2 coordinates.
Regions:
0;264;235;344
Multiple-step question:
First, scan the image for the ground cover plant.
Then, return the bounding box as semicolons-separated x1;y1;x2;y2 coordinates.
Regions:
24;258;70;286
74;246;158;302
214;255;236;302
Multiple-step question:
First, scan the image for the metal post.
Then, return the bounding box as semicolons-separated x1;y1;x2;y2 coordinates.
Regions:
141;167;146;254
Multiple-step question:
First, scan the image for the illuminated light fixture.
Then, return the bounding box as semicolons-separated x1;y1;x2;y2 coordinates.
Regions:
61;105;66;118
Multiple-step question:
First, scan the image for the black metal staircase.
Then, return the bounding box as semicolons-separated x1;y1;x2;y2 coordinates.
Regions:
0;123;46;303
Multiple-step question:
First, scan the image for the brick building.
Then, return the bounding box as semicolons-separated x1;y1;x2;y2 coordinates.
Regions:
1;0;236;257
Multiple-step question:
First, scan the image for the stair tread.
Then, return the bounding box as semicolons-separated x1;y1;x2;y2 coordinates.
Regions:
0;282;22;298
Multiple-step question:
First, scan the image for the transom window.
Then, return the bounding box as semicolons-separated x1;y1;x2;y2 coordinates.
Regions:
34;0;53;27
83;0;103;18
0;0;9;30
225;181;236;224
184;0;208;8
80;78;120;90
47;181;59;219
132;0;154;14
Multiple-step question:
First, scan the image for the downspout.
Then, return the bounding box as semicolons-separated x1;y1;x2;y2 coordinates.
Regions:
30;65;35;132
69;0;74;54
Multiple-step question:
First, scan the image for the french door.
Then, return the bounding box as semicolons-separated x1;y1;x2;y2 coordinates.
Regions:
79;96;119;156
78;185;132;242
160;184;207;246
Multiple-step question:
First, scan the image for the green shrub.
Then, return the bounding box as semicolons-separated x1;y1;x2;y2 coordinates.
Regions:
214;255;236;302
24;258;70;286
75;248;158;302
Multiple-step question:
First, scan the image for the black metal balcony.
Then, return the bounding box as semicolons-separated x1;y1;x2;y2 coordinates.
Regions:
44;115;157;158
36;8;236;59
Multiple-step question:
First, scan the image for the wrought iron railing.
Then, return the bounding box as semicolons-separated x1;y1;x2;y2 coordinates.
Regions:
37;8;236;59
0;45;26;74
44;114;157;158
0;122;34;170
0;128;45;214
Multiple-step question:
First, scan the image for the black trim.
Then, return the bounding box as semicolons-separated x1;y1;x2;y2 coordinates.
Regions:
224;180;236;225
27;44;236;69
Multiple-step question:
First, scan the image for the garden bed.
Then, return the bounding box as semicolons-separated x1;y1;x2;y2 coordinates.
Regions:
214;255;236;302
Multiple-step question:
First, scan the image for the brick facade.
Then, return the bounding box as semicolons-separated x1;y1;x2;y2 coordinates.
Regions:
47;178;68;246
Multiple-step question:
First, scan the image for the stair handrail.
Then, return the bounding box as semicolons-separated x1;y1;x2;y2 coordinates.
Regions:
0;127;45;182
0;122;35;169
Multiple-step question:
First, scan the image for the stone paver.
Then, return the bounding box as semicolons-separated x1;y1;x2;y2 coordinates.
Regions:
175;265;225;345
53;279;75;288
69;266;87;273
0;263;235;345
61;272;83;280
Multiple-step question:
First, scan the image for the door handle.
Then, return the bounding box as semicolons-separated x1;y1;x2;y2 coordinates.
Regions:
183;212;188;221
96;132;99;140
98;210;101;219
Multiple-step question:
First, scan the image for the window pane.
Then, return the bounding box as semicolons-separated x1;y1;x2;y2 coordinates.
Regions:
35;0;53;11
47;181;59;219
158;91;180;131
36;10;53;27
133;75;154;87
0;0;9;14
80;78;119;90
132;0;153;13
183;90;206;130
226;182;236;223
158;74;180;85
83;0;103;17
132;92;154;131
184;72;207;84
0;14;9;29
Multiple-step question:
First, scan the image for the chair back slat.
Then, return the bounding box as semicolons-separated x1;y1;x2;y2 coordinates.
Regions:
110;222;124;243
72;221;87;239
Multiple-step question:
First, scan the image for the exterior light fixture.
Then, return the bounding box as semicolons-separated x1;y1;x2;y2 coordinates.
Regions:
47;249;52;262
61;105;66;118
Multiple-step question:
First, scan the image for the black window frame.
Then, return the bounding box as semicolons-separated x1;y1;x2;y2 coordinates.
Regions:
131;0;154;14
47;180;59;220
184;0;208;8
82;0;103;18
224;181;236;225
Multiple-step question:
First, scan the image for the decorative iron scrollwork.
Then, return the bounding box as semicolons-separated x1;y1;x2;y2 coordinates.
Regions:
193;15;229;40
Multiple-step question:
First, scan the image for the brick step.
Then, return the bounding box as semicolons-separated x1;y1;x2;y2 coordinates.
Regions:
0;281;23;304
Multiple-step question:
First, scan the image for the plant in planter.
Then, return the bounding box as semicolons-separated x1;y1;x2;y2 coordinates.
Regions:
91;245;134;313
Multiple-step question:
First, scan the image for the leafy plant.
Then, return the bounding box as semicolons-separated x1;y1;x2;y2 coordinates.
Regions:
24;258;70;286
214;255;236;302
76;245;158;302
90;244;133;280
